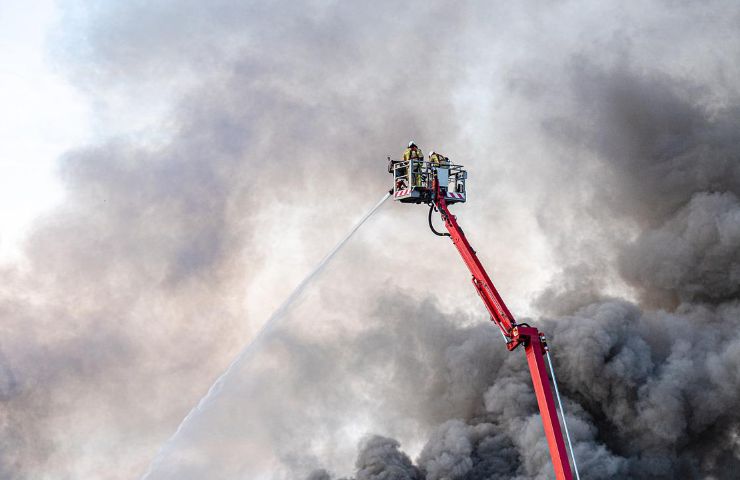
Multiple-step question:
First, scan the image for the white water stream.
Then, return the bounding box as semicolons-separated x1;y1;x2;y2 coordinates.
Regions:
141;192;391;479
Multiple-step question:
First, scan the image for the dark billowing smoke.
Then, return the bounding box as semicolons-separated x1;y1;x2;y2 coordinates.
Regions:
3;1;740;479
309;70;740;478
308;10;740;480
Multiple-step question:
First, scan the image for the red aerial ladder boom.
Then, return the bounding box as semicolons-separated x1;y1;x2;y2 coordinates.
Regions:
389;154;576;480
433;182;573;480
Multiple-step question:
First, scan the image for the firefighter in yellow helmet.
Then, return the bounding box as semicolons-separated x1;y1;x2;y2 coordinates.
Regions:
402;141;424;187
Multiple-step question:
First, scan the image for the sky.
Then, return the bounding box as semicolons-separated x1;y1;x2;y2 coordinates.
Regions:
2;1;740;479
0;0;88;262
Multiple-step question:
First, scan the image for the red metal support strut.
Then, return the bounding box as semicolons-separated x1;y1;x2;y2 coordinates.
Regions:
432;180;574;480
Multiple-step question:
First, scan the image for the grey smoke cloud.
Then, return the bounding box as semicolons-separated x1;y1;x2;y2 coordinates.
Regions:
3;0;740;479
620;192;740;305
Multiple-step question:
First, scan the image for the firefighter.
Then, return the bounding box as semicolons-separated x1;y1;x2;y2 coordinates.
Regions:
429;150;451;193
429;150;450;167
429;150;439;165
402;141;424;161
403;141;424;187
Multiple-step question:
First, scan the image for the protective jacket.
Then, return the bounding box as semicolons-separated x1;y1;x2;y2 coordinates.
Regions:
430;152;450;166
402;146;424;161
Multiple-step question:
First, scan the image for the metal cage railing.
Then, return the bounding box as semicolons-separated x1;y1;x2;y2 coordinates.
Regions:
391;160;467;196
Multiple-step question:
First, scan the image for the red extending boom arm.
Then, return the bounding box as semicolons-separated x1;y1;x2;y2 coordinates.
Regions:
433;183;574;480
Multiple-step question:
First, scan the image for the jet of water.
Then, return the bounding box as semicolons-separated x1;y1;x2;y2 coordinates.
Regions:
141;192;392;479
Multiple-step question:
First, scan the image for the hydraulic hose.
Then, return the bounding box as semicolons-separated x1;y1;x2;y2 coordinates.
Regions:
546;348;581;480
428;204;451;237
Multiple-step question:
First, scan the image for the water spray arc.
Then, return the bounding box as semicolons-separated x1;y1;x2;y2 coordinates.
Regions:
141;192;391;479
390;155;580;480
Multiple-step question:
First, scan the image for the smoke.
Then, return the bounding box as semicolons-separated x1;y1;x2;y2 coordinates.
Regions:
306;4;740;480
3;0;740;479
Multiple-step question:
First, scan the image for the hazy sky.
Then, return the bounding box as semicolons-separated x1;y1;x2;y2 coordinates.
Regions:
0;1;88;261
